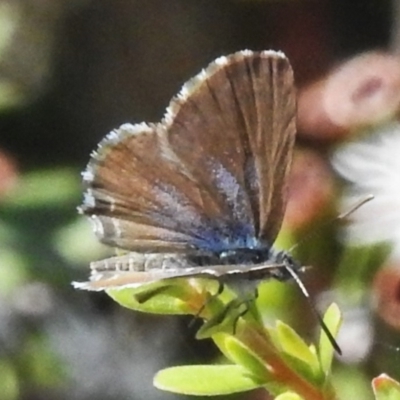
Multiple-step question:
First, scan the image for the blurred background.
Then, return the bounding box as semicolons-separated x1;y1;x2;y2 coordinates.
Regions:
1;0;400;399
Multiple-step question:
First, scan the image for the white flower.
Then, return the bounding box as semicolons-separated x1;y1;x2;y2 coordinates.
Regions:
332;121;400;258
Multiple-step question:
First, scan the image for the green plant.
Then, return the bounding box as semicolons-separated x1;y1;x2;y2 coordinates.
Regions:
108;279;341;399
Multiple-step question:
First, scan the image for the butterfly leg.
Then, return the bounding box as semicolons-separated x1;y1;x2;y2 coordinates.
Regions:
231;290;258;334
189;281;225;328
134;285;174;303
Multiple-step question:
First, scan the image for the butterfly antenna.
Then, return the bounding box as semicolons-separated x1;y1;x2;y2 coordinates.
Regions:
289;194;374;253
284;265;342;355
336;194;374;220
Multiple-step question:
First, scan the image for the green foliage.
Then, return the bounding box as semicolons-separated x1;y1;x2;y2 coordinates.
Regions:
113;274;400;399
110;275;342;399
109;275;400;399
153;304;341;399
154;365;262;396
111;276;400;399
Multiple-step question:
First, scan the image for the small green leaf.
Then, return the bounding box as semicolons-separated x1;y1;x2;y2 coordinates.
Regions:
107;283;193;315
318;303;342;375
275;392;304;400
154;365;262;395
372;374;400;400
275;321;320;373
221;334;272;382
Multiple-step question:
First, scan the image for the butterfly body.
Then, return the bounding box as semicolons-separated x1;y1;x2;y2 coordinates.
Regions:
75;245;299;292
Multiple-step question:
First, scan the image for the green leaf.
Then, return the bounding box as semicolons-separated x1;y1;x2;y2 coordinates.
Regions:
372;374;400;400
275;321;320;374
221;334;272;382
154;365;262;396
107;277;229;316
318;303;342;375
107;283;194;315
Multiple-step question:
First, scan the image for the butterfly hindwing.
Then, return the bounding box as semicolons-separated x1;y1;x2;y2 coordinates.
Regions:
73;252;285;291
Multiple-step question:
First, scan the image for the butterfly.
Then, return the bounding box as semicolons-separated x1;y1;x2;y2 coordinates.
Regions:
73;50;300;294
72;50;346;355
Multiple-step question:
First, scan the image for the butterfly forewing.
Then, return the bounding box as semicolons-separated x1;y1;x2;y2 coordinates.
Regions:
166;51;296;245
253;55;296;242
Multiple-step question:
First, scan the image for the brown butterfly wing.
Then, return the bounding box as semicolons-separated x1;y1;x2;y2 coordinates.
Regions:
81;50;296;252
166;50;296;244
81;123;220;251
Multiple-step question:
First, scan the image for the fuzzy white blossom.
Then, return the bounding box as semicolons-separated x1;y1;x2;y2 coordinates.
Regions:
332;121;400;258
